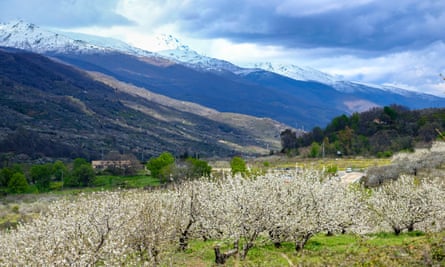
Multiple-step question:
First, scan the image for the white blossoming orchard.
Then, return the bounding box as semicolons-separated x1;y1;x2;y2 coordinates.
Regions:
0;166;443;265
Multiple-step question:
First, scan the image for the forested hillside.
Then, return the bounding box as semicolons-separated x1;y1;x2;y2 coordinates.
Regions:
0;49;286;162
281;105;445;157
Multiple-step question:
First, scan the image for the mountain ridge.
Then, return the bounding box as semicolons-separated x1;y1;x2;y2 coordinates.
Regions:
0;20;430;96
1;20;445;129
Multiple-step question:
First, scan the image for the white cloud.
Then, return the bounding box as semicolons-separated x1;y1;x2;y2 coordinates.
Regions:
306;42;445;96
203;39;287;64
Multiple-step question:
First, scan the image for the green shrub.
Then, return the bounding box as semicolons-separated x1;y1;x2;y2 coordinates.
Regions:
377;150;393;158
7;173;29;194
230;156;247;176
146;152;175;180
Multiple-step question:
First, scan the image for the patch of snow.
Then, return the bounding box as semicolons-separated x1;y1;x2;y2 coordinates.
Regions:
245;62;342;85
55;31;154;57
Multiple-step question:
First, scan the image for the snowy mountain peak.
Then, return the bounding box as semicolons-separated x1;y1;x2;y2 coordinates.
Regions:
147;34;191;52
4;20;34;31
0;20;108;54
0;20;156;57
150;34;242;73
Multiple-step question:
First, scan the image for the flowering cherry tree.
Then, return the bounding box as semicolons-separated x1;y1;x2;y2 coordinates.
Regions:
367;175;438;234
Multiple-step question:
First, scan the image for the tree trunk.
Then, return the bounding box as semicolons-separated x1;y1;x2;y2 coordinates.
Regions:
407;223;414;232
214;246;226;265
179;235;188;251
214;241;239;265
273;242;282;248
149;247;159;266
393;226;402;235
240;242;254;260
178;218;194;251
269;228;282;248
295;233;312;251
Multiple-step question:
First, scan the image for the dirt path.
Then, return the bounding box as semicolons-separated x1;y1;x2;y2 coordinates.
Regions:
280;253;295;266
340;172;364;184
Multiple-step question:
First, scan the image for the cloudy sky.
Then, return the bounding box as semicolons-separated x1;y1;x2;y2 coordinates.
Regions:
1;0;445;96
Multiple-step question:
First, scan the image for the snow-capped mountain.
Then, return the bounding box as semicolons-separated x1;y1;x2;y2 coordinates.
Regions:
246;61;428;97
0;20;241;72
0;20;110;54
0;20;430;98
0;20;156;57
1;20;444;129
149;35;438;99
153;34;243;73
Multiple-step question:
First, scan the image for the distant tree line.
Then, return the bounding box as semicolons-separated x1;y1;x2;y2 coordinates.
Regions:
0;158;95;194
0;150;217;195
281;105;445;157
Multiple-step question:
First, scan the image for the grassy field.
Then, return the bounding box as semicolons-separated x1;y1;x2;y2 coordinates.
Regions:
92;174;160;189
166;231;445;266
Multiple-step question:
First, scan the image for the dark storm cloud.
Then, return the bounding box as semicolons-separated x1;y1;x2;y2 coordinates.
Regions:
0;0;133;28
165;1;445;53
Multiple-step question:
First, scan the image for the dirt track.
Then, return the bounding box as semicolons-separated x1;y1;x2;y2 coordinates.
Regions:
340;172;364;184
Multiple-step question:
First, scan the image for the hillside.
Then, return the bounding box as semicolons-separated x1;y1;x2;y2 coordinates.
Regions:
282;105;445;156
0;48;287;161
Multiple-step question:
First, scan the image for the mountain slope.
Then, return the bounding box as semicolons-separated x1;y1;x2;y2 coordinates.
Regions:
51;51;348;127
1;20;445;129
0;48;286;160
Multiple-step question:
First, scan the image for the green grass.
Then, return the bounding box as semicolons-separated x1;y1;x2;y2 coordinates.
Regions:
92;174;160;189
44;174;161;195
365;231;426;247
162;232;445;266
